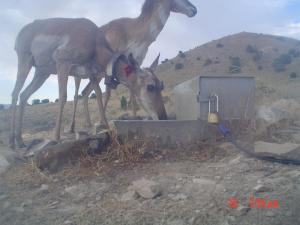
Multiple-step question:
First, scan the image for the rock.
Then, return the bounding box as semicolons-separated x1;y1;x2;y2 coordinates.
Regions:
3;201;11;209
128;178;162;199
292;133;300;143
39;184;49;192
26;139;44;151
253;184;271;193
167;219;186;225
21;199;32;207
0;155;10;175
0;194;7;201
26;139;58;157
237;205;250;216
168;193;187;201
192;178;216;187
255;141;300;161
76;131;89;140
120;191;137;202
257;99;300;124
12;206;24;213
65;184;87;200
266;211;275;217
93;123;108;135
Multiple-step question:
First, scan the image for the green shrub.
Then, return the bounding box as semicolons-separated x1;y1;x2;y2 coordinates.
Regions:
257;65;263;70
120;96;127;110
246;45;262;61
216;43;224;48
90;93;97;99
272;54;292;72
32;99;40;105
41;99;49;104
55;99;59;103
288;49;300;58
289;72;298;79
203;59;212;67
162;59;169;64
196;57;201;61
175;63;184;70
178;51;186;58
246;45;256;54
229;57;241;73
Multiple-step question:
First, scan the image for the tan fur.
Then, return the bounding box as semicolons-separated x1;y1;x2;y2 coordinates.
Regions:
76;0;197;129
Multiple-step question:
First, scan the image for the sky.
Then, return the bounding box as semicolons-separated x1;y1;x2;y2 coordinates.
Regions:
0;0;300;104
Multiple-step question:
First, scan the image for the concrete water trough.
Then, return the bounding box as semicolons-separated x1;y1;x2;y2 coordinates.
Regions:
34;76;257;172
113;76;256;147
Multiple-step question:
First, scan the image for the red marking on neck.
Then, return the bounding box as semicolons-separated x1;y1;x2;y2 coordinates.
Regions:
124;65;134;77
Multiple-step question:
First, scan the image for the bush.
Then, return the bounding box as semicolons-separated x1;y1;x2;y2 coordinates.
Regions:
246;45;262;61
216;43;224;48
196;57;201;61
90;93;97;99
162;59;169;64
32;99;40;105
0;104;4;110
178;51;186;58
55;99;59;103
120;96;127;110
288;49;300;58
175;63;184;70
41;99;49;104
272;54;292;72
246;45;257;54
289;72;298;79
203;59;212;67
229;57;241;73
257;65;263;70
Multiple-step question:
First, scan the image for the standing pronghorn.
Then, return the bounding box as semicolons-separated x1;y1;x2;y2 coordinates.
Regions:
9;18;167;149
70;0;197;131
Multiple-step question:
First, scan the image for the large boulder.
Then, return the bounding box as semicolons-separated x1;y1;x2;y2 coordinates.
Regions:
255;141;300;162
257;99;300;125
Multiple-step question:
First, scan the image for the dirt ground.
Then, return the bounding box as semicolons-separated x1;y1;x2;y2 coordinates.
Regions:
1;139;300;225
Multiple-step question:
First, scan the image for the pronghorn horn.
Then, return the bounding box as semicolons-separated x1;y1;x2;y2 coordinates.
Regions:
106;52;126;76
150;53;160;71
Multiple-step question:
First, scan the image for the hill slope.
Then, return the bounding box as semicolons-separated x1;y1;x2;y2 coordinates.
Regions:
1;32;300;141
156;32;300;98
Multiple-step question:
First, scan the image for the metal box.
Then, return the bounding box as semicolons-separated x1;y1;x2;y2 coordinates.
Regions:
174;76;255;121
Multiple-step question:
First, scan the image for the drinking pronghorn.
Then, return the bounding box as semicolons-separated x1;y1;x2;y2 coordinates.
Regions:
9;18;167;149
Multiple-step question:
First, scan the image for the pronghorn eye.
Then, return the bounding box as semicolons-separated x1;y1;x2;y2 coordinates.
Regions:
147;84;155;92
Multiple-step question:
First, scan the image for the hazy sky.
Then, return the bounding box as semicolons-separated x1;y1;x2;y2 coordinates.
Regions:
0;0;300;104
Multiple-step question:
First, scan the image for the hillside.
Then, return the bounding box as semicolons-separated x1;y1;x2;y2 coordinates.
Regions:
1;32;300;142
156;32;300;98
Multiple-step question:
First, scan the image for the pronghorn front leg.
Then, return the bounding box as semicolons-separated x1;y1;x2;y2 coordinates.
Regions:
69;77;81;133
91;78;108;128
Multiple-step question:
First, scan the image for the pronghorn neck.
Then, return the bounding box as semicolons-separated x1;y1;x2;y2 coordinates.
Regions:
137;0;171;42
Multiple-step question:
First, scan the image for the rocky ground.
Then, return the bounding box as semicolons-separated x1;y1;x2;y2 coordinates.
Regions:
1;97;300;225
1;138;300;225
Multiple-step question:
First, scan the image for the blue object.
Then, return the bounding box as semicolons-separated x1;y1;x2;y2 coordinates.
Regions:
218;123;230;137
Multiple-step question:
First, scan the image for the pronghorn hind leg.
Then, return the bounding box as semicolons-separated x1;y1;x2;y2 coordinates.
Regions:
54;65;69;142
9;54;33;149
15;68;50;148
69;77;81;133
103;86;111;112
82;82;93;128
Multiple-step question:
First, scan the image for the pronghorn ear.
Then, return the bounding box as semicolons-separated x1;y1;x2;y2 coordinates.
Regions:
150;53;160;71
128;53;139;68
